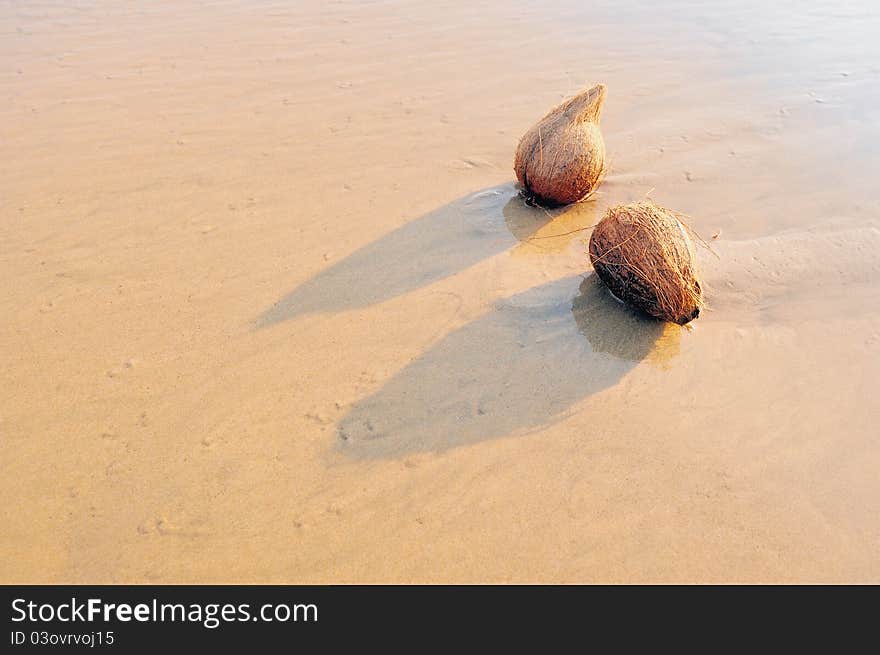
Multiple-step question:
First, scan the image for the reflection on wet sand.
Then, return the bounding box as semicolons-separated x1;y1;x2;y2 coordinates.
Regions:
504;195;601;256
337;275;680;458
573;276;682;365
256;184;572;327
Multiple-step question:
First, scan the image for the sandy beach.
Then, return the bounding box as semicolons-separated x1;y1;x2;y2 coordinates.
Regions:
2;0;879;582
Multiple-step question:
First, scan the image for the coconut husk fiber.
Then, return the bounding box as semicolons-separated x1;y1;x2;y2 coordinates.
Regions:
589;201;703;325
514;83;607;207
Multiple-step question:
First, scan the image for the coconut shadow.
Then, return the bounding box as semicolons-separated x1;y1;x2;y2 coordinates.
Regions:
254;184;571;328
335;275;679;460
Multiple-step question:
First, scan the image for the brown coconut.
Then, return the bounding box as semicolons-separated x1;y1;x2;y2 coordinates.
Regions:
514;83;607;207
588;201;703;325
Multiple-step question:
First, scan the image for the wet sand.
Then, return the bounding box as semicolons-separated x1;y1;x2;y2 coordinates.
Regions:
2;1;879;582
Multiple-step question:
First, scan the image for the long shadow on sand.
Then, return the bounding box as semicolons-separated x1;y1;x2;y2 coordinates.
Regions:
336;275;680;459
255;183;578;327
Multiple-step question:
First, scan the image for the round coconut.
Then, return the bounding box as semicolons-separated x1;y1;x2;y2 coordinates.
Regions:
514;83;607;207
588;201;703;325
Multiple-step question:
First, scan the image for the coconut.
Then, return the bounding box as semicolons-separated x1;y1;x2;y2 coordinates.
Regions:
514;83;607;207
588;201;703;325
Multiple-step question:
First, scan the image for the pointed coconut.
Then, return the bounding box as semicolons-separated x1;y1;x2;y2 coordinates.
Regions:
514;83;607;207
589;201;703;325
